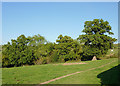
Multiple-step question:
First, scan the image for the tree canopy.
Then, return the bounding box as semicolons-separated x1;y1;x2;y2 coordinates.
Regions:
77;19;117;60
2;34;46;67
55;35;82;62
2;19;117;67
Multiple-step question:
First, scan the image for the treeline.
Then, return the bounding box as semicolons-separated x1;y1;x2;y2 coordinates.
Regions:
2;19;117;67
2;34;82;67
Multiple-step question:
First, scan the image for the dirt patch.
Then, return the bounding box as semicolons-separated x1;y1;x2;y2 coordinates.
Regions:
52;62;87;65
63;62;87;65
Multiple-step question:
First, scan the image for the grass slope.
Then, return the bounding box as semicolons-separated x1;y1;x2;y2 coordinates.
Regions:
50;59;119;84
2;58;118;84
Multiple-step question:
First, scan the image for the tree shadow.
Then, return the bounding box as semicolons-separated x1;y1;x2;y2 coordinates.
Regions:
97;64;120;86
81;56;100;61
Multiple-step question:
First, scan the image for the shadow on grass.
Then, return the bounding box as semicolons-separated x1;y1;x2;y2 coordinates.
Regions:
97;64;120;86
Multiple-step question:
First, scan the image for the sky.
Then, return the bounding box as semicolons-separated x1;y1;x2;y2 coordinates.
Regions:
2;2;118;44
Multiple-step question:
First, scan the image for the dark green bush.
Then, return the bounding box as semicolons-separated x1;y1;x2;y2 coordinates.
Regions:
2;34;45;67
50;51;59;62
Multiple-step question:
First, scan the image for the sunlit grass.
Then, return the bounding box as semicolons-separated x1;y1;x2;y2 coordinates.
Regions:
2;58;118;84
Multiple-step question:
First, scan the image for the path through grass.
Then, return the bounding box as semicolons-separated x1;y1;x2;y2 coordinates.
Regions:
2;58;118;84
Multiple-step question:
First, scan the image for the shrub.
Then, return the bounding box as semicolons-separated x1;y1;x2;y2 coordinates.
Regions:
2;35;41;67
34;57;47;65
50;51;59;62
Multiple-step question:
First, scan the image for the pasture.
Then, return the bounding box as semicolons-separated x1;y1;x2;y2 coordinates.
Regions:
2;58;118;85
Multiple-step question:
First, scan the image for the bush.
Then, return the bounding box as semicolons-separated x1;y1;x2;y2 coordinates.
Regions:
34;57;47;65
50;51;59;62
98;53;118;60
58;55;65;63
2;35;39;67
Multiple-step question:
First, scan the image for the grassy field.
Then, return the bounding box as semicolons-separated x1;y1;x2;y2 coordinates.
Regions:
2;58;118;85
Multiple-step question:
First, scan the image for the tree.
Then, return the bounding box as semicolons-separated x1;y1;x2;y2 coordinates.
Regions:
28;34;46;46
55;35;82;62
77;19;117;60
34;42;55;64
34;42;54;58
2;35;41;67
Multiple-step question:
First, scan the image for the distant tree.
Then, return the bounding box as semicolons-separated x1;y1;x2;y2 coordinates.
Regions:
77;19;117;60
28;34;46;47
27;34;48;64
55;35;82;62
2;34;43;67
34;42;55;64
34;42;54;58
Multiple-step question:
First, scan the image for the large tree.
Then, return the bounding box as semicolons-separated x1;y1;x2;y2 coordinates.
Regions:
77;19;117;60
55;35;82;62
2;34;46;67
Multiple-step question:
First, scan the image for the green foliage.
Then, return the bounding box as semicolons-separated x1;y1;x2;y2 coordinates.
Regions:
28;34;46;46
113;44;118;49
34;57;47;65
77;19;117;60
2;34;45;67
99;48;118;59
2;19;117;67
50;50;59;62
55;35;82;62
34;42;54;64
0;45;2;67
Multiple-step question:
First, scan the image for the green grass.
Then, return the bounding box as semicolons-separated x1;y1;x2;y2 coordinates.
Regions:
50;59;119;84
2;58;118;84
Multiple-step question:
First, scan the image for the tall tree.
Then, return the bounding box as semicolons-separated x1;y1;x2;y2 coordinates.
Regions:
28;34;46;46
55;35;82;62
77;19;117;60
2;35;39;67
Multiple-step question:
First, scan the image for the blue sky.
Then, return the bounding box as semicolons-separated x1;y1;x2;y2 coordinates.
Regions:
2;2;118;44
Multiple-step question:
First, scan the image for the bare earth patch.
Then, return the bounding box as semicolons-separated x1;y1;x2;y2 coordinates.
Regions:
52;62;87;65
63;62;87;65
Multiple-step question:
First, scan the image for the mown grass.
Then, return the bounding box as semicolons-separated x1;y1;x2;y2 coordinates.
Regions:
2;58;118;84
50;59;119;84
